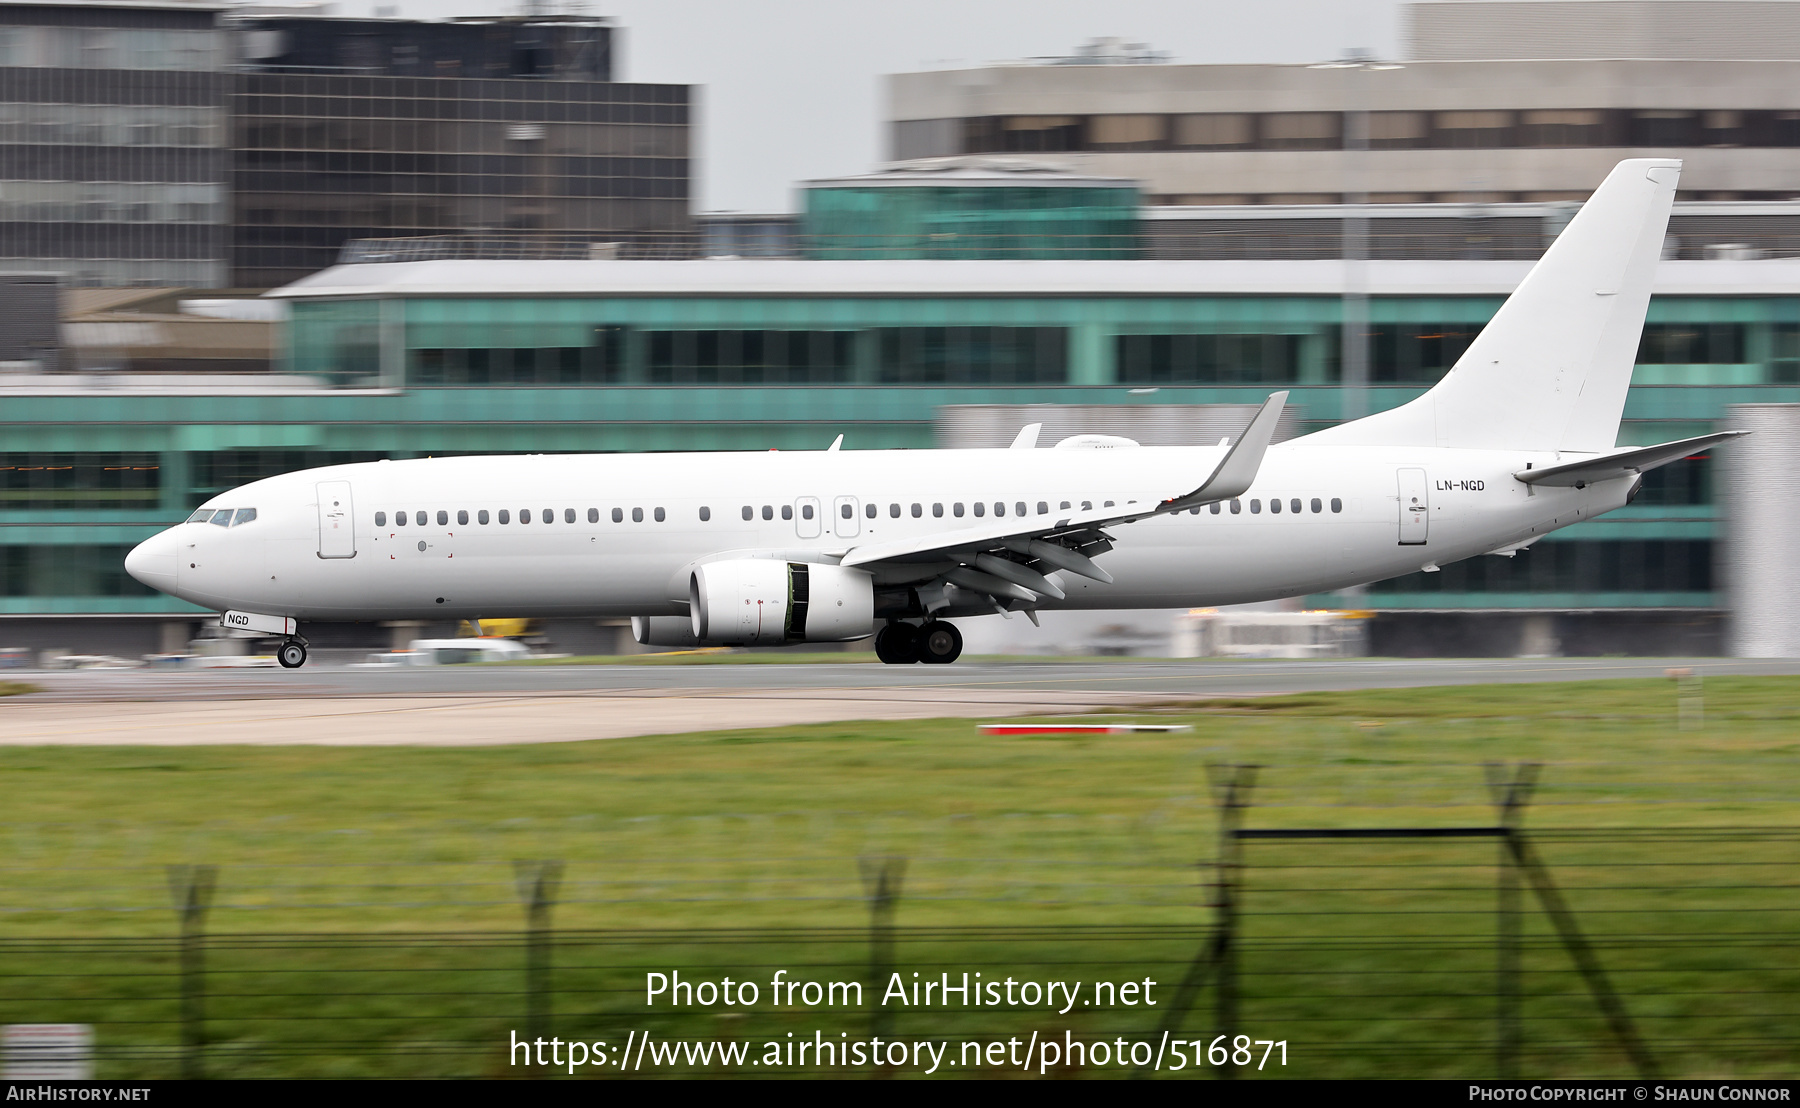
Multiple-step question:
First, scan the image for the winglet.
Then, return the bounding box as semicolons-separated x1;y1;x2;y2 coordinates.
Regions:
1162;391;1287;511
1009;423;1043;450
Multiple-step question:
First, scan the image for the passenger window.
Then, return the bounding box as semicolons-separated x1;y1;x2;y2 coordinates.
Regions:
395;511;407;527
1081;501;1092;511
1250;499;1262;514
1270;499;1282;514
801;504;813;520
479;510;490;525
953;503;964;517
1016;502;1026;517
911;503;921;518
375;511;387;527
458;510;469;526
841;503;853;519
1331;497;1343;513
612;508;623;523
1104;501;1114;508
1037;501;1048;515
1060;501;1070;510
632;507;644;522
187;509;214;524
742;506;754;521
700;506;711;521
865;503;876;519
932;503;943;518
498;509;510;524
1190;507;1201;515
1290;498;1302;514
542;509;553;524
1230;499;1241;514
973;502;985;517
520;509;531;524
762;505;773;520
1310;498;1322;514
415;511;427;526
889;503;900;518
782;505;793;520
1210;502;1221;515
565;508;576;524
588;508;599;523
655;507;666;522
438;510;449;525
995;502;1005;517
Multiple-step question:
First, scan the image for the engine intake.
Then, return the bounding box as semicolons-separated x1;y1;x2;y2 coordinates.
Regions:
689;560;874;645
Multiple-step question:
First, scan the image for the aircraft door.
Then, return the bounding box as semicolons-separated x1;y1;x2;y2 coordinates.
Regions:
317;480;357;558
795;497;822;539
1397;468;1429;545
833;496;859;537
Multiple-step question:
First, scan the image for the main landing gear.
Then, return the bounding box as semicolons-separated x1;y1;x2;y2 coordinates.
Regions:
276;638;309;669
875;621;962;665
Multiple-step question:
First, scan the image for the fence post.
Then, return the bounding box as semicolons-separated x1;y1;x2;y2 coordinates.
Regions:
513;859;564;1062
1207;764;1257;1081
1485;762;1538;1079
164;864;216;1081
858;855;906;1051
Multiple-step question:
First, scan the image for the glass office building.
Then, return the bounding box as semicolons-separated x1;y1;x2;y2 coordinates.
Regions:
230;15;689;288
0;2;230;287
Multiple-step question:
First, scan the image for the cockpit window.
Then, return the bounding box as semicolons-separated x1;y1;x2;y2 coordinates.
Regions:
209;510;232;527
232;508;257;527
188;509;214;524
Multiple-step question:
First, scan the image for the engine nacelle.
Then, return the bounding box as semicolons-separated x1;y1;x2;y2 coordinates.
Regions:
689;560;874;645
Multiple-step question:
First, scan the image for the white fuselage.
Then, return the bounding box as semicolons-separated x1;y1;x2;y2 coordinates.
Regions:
127;441;1630;623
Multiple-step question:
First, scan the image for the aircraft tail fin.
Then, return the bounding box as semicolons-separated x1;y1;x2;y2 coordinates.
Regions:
1311;158;1680;452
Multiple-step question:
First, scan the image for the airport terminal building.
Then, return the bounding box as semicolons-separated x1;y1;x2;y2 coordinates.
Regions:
6;247;1794;655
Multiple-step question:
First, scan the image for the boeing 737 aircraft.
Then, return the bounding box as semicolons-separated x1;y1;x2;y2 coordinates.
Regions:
125;159;1741;667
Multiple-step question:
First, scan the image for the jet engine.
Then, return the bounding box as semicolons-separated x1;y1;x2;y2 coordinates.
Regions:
688;560;874;645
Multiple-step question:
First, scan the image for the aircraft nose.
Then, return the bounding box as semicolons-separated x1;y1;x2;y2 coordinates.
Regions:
125;529;179;593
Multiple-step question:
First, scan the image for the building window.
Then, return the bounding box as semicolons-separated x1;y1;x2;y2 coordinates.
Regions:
1368;111;1429;150
646;330;854;384
1373;540;1712;594
877;327;1068;384
1116;334;1305;385
1434;111;1514;149
1519;109;1604;147
1171;113;1254;149
1637;324;1746;364
1261;112;1339;151
1089;114;1164;151
1629;110;1700;146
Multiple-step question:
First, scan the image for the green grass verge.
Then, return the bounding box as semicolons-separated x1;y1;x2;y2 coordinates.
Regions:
0;676;1795;1079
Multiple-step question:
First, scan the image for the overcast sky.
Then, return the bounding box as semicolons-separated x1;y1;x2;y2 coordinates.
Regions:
346;0;1409;211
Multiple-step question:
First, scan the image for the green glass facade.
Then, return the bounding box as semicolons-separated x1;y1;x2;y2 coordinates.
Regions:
801;185;1141;259
7;288;1794;616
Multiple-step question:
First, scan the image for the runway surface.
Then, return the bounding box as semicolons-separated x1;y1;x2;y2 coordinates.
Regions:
4;657;1796;746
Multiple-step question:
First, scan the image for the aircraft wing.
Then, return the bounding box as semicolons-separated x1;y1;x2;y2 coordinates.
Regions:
835;392;1287;606
1513;430;1746;488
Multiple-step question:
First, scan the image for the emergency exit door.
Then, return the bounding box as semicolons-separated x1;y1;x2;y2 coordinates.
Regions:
317;480;356;558
1397;468;1429;545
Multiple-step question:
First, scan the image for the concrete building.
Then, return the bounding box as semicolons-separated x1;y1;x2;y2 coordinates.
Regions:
885;1;1800;205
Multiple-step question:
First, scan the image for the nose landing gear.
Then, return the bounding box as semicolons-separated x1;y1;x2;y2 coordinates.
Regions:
875;621;963;665
276;638;309;669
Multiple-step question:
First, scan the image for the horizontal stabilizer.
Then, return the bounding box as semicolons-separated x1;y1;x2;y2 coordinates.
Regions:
1515;430;1747;487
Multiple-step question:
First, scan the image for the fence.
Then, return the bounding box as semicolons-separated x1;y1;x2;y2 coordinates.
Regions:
1;765;1794;1079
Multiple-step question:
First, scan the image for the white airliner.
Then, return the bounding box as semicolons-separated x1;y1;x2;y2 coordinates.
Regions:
126;159;1740;668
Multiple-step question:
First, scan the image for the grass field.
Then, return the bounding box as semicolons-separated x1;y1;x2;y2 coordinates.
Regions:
0;676;1795;1078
